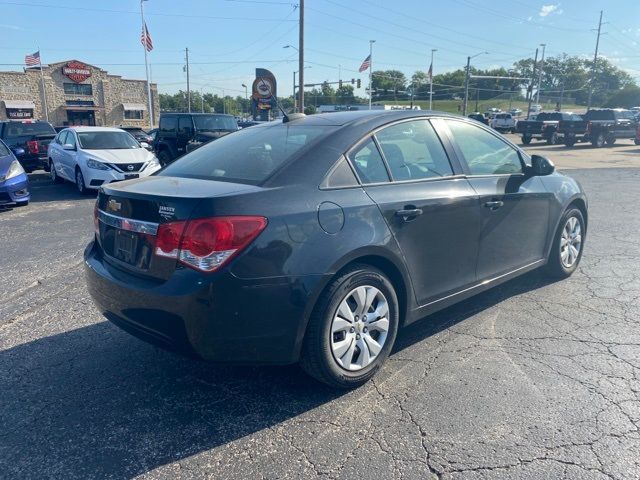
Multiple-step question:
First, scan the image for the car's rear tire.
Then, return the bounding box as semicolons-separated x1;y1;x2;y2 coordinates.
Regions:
522;134;532;145
300;265;399;389
592;132;605;148
564;135;576;147
547;132;558;145
605;134;616;146
157;150;172;167
75;168;89;195
545;208;585;279
50;160;63;184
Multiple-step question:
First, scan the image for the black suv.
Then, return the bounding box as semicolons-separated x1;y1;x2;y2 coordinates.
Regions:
153;113;238;165
0;120;57;172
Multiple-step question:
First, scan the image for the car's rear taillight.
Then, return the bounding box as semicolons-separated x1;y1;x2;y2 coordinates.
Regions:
154;216;267;272
26;140;39;154
586;121;592;134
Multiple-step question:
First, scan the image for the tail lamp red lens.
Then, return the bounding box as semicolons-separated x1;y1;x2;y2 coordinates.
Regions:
154;216;267;272
26;140;39;154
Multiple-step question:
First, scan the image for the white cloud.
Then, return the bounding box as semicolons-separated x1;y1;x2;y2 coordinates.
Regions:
539;4;562;17
0;23;23;30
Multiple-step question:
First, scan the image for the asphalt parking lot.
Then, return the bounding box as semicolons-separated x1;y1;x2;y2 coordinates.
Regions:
1;140;639;479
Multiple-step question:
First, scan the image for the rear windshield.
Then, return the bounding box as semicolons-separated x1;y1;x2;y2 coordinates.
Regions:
536;113;562;121
78;131;140;150
160;124;337;184
193;115;238;132
3;122;55;138
584;110;615;121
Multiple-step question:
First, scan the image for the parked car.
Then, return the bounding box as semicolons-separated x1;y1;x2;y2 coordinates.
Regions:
47;127;161;194
490;113;516;133
558;108;637;147
635;124;640;146
0;120;56;172
509;108;523;117
85;110;588;388
467;112;489;125
119;126;154;149
153;113;239;165
517;112;583;145
0;140;29;206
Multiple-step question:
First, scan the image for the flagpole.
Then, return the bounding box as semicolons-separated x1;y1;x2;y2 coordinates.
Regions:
37;47;49;122
141;0;154;128
368;40;375;110
429;49;436;111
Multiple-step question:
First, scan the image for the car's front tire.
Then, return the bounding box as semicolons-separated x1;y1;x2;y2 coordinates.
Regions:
545;207;585;278
75;168;89;195
50;160;63;184
522;134;532;145
592;132;605;148
300;265;400;388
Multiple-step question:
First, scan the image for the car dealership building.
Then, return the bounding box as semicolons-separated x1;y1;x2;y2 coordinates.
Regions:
0;60;159;128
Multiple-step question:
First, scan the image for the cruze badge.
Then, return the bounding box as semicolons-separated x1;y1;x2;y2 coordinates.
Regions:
159;205;175;220
107;199;121;212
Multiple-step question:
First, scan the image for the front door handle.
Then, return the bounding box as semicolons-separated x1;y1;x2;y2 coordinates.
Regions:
484;200;504;210
395;208;423;220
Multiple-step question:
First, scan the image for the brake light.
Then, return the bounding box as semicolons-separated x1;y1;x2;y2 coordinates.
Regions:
586;121;592;134
26;140;39;154
154;216;267;272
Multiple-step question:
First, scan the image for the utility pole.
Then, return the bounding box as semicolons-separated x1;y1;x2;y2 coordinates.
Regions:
527;47;539;119
535;43;546;105
369;40;375;109
587;10;604;111
429;49;436;110
293;71;297;111
463;57;471;116
185;47;191;113
140;0;153;128
298;0;304;113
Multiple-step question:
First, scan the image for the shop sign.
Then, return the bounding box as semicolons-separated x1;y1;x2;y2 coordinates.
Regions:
6;109;33;119
62;61;91;83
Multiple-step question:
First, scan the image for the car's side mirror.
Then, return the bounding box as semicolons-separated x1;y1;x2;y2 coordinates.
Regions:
63;143;76;151
140;142;150;149
11;147;25;157
530;154;555;176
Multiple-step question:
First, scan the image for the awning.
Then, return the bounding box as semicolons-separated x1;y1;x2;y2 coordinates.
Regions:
3;100;35;110
122;103;147;111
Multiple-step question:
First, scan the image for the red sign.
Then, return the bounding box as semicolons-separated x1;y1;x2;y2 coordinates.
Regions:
62;61;91;83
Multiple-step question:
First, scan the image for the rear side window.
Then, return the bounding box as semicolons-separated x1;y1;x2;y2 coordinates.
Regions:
160;124;337;185
446;120;523;175
375;120;453;180
159;116;177;132
4;122;55;138
349;138;390;184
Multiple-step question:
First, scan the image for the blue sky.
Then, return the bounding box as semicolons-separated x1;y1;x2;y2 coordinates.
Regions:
2;0;639;98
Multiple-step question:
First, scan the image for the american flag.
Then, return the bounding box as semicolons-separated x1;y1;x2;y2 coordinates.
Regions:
141;23;153;52
25;51;40;66
358;54;371;73
427;62;433;84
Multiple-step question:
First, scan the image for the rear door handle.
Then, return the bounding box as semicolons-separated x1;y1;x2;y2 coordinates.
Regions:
484;201;504;210
395;208;423;220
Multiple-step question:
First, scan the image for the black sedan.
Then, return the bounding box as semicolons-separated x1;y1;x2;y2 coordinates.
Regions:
85;110;587;388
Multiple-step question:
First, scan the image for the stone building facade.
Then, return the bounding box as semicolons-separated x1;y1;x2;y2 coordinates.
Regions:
0;60;159;128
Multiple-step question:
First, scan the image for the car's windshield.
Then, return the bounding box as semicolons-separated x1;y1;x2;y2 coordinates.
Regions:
4;122;55;138
77;131;140;150
193;115;238;131
160;124;337;184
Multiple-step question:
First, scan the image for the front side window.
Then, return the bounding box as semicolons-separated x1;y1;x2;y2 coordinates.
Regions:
77;131;139;150
446;120;523;175
159;116;177;132
178;116;193;134
0;141;10;157
349;138;390;184
375;120;453;180
65;131;77;149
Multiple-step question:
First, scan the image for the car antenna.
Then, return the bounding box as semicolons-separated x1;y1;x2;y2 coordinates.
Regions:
257;78;302;123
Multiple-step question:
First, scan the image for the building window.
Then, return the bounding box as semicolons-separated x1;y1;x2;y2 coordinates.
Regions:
64;83;93;95
124;110;143;120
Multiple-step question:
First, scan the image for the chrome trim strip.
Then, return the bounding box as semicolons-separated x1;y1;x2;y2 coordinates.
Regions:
98;209;159;235
422;259;545;308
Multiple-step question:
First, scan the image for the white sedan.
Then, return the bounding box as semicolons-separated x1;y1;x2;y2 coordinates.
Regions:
47;126;161;194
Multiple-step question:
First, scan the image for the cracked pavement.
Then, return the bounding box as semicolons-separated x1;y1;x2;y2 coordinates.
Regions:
1;158;639;479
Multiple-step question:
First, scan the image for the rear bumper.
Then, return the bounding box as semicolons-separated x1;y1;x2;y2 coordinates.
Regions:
16;154;46;171
84;241;328;364
0;174;30;204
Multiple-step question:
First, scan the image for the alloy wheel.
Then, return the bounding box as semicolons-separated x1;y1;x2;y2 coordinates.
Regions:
560;216;582;268
76;170;85;194
330;285;390;371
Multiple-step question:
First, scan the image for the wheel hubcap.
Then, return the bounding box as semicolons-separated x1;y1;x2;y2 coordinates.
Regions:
77;172;83;191
560;216;582;268
330;285;390;371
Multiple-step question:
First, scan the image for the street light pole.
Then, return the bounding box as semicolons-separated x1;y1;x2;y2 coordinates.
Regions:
293;70;297;111
429;49;437;111
298;0;304;113
463;51;487;116
535;43;546;106
241;83;248;116
368;39;375;110
527;47;539;119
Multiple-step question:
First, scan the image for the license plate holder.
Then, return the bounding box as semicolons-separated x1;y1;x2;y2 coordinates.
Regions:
124;174;139;180
114;229;138;264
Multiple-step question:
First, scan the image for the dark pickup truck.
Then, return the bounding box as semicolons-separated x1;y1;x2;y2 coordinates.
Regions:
516;112;582;145
0;120;57;172
558;108;638;147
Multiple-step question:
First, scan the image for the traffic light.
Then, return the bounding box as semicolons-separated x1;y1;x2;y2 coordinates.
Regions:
351;78;355;85
356;79;361;88
339;79;343;89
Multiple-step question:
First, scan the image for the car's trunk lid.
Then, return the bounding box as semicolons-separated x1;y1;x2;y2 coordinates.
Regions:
96;176;262;280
